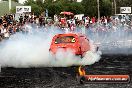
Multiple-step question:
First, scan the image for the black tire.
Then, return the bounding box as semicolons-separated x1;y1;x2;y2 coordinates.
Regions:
78;55;83;59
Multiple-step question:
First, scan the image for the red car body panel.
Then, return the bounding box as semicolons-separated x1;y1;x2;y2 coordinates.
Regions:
49;33;90;56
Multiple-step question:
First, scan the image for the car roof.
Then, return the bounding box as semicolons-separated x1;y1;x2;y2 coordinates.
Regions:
55;33;86;37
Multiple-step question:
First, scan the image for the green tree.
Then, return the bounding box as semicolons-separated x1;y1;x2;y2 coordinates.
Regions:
46;0;84;17
81;0;97;16
82;0;112;16
65;2;84;14
12;0;19;3
100;0;112;16
47;2;64;17
24;0;43;15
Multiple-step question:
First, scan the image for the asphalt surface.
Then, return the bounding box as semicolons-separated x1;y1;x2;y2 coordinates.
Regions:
0;54;132;88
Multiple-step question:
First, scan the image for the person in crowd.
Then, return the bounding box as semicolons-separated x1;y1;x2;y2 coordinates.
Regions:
0;12;131;42
19;14;23;26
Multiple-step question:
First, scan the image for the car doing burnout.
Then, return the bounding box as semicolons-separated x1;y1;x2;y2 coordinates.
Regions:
49;33;91;57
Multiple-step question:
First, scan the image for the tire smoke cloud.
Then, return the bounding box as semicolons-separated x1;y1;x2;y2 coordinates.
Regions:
0;25;101;67
86;23;132;55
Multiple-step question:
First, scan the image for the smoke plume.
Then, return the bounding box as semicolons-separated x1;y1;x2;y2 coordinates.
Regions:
0;25;101;67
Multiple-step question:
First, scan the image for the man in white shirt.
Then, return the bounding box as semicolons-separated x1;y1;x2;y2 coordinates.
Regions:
2;23;10;39
3;28;10;39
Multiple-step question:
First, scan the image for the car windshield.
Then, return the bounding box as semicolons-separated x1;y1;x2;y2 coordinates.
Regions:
55;36;76;44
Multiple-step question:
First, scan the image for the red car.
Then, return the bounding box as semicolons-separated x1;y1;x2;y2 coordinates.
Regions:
49;33;91;57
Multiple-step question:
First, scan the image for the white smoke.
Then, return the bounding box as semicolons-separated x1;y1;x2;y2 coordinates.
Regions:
81;40;102;65
0;25;101;67
86;22;132;55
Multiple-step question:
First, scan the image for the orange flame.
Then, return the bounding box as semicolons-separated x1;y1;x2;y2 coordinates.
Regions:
78;65;86;76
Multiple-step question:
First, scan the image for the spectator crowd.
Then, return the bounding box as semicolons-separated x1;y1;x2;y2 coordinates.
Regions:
0;13;132;41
